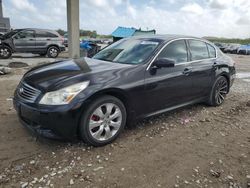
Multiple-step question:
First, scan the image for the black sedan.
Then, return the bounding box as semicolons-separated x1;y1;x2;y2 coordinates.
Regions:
13;35;236;146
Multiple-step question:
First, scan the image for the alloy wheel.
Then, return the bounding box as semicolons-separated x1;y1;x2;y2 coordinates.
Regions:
0;48;10;58
88;103;122;141
215;78;228;105
49;48;58;57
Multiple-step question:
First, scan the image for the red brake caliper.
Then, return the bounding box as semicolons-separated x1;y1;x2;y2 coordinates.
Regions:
91;115;100;121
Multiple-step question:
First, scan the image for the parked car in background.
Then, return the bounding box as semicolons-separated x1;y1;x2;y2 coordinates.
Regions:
13;35;236;146
237;45;250;55
214;42;230;53
80;40;101;57
224;44;241;54
103;39;112;45
0;28;65;59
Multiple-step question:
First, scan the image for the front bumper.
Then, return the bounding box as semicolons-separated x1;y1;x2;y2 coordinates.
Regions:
13;98;82;140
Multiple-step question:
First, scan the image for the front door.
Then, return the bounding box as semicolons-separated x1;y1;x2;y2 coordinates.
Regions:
13;30;36;53
144;39;194;115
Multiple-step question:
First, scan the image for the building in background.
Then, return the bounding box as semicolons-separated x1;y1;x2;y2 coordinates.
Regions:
111;26;156;42
0;0;10;33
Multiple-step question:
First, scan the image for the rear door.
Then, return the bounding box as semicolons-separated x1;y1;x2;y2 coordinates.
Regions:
13;30;36;52
144;39;194;114
187;39;217;98
35;30;59;51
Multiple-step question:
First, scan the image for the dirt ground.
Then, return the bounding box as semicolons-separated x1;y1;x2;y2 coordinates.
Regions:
0;54;249;188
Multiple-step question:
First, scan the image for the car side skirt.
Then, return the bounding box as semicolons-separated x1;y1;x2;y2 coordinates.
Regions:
141;97;207;119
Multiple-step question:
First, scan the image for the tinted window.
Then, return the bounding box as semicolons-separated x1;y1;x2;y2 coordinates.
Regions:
35;31;58;38
207;43;216;58
158;40;188;63
189;40;209;60
15;30;34;39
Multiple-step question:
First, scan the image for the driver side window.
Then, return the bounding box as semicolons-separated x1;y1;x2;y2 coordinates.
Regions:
158;40;188;63
15;30;34;39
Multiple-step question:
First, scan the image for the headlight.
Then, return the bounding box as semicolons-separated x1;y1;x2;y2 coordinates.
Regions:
39;81;89;105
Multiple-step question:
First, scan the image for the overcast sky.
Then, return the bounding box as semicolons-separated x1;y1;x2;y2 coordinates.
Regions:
3;0;250;38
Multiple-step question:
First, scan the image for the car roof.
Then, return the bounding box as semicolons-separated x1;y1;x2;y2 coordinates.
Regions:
16;28;58;33
129;34;211;44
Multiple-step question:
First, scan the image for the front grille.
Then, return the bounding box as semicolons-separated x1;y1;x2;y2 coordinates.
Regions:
17;82;41;103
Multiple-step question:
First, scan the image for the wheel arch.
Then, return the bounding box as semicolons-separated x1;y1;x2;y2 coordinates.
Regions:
76;88;134;138
1;43;13;52
83;88;132;115
47;44;60;52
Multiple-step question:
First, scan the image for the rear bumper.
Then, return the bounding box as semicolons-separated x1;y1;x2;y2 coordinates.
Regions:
230;74;235;87
229;66;236;88
13;98;81;140
60;46;66;52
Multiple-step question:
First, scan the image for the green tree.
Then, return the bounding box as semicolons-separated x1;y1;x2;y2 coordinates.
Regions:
80;29;97;38
56;29;66;36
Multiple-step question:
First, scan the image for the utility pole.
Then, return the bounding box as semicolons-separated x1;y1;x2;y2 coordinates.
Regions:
66;0;80;58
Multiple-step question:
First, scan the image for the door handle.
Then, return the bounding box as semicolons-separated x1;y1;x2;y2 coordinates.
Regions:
29;39;34;41
183;67;192;75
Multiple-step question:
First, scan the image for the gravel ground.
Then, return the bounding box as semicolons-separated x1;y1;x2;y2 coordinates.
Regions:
0;52;68;68
0;54;249;188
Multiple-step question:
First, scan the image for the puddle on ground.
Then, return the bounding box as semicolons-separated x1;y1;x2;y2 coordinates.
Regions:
236;72;250;79
8;62;29;68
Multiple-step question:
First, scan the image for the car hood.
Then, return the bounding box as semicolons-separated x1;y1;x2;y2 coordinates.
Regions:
23;57;132;91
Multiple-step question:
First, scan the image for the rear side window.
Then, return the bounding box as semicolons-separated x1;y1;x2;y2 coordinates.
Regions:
158;40;188;63
46;32;58;38
35;31;58;38
207;43;216;58
189;40;209;61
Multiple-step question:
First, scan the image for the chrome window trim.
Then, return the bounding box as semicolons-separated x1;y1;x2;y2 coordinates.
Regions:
146;37;218;70
205;42;217;59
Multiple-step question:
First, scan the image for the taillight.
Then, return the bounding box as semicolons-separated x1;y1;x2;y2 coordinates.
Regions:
60;36;64;44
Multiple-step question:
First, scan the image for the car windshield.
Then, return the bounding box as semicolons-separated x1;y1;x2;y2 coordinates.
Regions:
1;30;21;39
93;38;160;64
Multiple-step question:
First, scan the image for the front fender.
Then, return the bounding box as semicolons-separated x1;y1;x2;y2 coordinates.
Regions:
76;85;131;108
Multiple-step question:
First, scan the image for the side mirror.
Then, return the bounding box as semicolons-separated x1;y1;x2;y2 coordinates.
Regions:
153;58;175;68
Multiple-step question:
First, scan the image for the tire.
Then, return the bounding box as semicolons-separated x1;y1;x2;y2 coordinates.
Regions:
79;95;127;146
47;46;59;58
207;76;229;106
0;46;12;59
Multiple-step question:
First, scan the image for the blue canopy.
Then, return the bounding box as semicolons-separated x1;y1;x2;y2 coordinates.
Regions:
111;27;136;38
